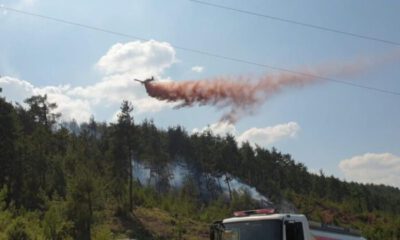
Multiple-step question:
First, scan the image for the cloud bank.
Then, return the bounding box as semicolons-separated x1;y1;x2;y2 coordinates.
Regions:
339;153;400;188
0;40;176;122
193;121;300;147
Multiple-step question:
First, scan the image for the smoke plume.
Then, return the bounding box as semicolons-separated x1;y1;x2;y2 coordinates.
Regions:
141;52;399;123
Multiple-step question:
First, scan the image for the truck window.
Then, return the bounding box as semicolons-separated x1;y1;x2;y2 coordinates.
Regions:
223;220;283;240
285;221;304;240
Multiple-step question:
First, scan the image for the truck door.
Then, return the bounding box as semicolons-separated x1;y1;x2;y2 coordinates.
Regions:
285;221;304;240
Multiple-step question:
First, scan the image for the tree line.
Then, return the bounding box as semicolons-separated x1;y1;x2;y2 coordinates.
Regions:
0;92;399;239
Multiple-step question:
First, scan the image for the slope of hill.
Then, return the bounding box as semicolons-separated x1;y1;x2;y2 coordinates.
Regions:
0;94;399;239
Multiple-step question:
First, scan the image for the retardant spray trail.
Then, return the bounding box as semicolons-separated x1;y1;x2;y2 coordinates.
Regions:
141;52;399;123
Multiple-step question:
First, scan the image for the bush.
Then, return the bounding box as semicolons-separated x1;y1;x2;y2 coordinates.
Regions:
92;225;113;240
43;202;73;240
6;218;31;240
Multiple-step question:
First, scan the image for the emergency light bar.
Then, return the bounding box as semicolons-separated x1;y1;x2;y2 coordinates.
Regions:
233;208;276;217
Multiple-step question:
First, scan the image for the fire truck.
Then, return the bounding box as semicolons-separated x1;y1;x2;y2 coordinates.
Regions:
210;209;366;240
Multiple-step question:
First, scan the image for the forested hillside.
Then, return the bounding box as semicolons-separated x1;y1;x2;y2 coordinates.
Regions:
0;92;399;239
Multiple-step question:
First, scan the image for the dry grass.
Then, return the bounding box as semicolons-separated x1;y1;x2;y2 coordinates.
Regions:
134;207;209;240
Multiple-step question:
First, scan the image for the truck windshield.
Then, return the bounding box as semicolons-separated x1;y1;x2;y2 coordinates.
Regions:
223;220;282;240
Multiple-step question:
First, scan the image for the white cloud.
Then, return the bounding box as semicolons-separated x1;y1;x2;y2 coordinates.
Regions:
238;122;300;146
0;76;35;101
191;66;204;73
0;40;177;123
41;90;92;122
96;40;176;77
339;153;400;188
193;121;300;147
0;76;92;122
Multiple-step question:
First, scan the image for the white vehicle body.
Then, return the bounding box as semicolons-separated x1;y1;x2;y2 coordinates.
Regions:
213;212;366;240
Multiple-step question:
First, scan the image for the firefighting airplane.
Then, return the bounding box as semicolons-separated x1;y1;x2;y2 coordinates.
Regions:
134;76;155;85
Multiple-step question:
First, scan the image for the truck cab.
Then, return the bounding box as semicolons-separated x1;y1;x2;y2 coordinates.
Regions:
210;209;366;240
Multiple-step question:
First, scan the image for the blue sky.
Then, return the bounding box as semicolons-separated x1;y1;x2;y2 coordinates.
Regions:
1;0;399;187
